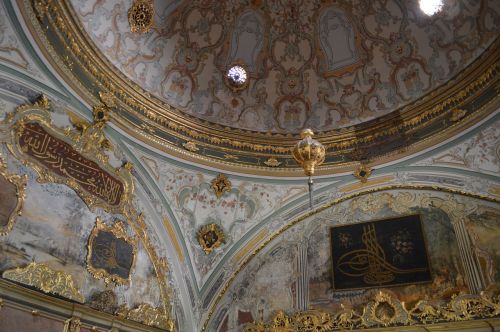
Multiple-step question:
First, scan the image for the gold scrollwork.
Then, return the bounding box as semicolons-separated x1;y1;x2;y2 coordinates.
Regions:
211;173;231;199
0;153;27;236
243;291;500;331
197;223;225;255
4;95;134;214
264;157;282;167
63;317;81;332
116;303;174;331
2;262;85;303
183;141;199;152
86;217;138;285
128;0;154;33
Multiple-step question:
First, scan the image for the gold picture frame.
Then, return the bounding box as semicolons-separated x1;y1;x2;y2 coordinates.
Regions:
86;217;138;285
4;95;134;214
0;153;27;236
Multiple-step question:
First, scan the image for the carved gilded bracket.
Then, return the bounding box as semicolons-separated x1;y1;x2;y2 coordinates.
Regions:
86;217;138;286
2;261;85;303
3;95;134;214
0;153;27;236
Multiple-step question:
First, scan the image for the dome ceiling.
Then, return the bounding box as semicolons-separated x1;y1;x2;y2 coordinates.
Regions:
21;0;500;175
72;0;497;133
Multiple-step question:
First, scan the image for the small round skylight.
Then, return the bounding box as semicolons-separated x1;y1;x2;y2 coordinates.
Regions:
419;0;444;16
226;65;248;87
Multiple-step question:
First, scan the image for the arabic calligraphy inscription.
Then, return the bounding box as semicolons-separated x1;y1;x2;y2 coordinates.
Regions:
86;218;137;285
331;215;431;290
17;122;124;206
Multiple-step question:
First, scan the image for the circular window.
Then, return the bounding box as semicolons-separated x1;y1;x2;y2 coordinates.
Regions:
225;64;249;92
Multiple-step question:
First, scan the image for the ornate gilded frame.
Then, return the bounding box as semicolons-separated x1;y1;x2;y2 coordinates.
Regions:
86;217;138;285
3;96;134;214
0;153;27;236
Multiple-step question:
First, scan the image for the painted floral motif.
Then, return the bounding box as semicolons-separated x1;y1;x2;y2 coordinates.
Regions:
70;0;499;133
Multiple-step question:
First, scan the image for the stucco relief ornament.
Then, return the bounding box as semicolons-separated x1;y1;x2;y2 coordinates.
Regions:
197;223;225;255
211;173;231;199
354;164;372;183
128;0;154;33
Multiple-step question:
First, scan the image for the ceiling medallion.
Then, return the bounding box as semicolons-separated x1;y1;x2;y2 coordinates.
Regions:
211;174;231;199
224;63;249;92
128;0;154;33
354;164;372;183
197;223;225;255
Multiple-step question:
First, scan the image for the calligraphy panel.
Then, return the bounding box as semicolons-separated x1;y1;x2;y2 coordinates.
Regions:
17;122;124;207
331;215;431;290
87;218;136;285
0;155;26;235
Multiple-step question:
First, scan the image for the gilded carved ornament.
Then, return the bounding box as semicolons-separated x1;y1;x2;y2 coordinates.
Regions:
197;223;226;255
0;153;27;236
4;95;134;214
353;164;372;183
128;0;154;33
211;173;231;199
243;291;500;331
86;217;138;285
63;317;81;332
2;262;85;303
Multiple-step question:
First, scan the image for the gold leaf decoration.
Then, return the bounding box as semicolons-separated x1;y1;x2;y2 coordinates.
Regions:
354;164;372;183
2;262;85;303
86;217;137;286
211;174;231;199
0;153;27;236
183;141;199;152
243;291;500;331
197;223;225;255
128;0;154;33
264;157;281;167
118;303;174;331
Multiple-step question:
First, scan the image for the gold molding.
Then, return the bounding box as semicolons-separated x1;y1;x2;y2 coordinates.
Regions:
202;185;500;331
20;0;500;176
86;217;138;286
4;95;134;214
242;291;500;331
211;174;231;199
197;223;226;255
0;153;27;236
2;262;85;303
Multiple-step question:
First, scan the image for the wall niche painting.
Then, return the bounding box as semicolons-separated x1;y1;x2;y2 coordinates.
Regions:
331;215;432;290
86;217;137;285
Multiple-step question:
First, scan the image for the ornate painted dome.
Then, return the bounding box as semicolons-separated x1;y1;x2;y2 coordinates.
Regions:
28;0;500;174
